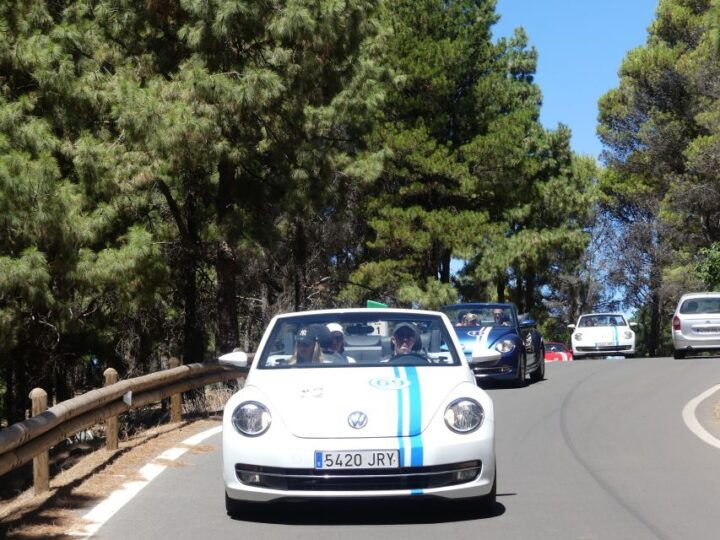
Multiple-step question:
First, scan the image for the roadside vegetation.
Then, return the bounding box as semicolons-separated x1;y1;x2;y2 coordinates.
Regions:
1;0;719;425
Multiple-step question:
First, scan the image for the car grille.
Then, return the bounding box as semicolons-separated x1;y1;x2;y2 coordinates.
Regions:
235;461;481;491
576;345;632;352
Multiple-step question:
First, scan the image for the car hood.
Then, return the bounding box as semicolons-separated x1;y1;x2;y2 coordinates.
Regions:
454;326;516;354
247;366;467;439
575;326;629;342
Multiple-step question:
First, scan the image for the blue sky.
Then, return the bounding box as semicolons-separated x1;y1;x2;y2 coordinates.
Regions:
493;0;658;159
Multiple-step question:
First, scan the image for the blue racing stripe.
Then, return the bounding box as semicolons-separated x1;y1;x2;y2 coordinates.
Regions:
405;366;423;467
393;366;405;467
613;325;619;348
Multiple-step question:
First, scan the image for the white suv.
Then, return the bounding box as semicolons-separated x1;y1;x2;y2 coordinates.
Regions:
672;292;720;359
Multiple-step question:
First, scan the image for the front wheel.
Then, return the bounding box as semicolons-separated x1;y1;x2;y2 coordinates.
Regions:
530;348;545;383
473;470;497;511
513;354;526;387
225;493;246;517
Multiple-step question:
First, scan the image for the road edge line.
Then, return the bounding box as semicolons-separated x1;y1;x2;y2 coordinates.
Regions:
682;384;720;450
67;424;223;538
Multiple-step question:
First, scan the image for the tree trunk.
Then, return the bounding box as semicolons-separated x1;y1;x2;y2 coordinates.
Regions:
216;242;239;354
182;188;206;363
647;245;664;357
440;249;452;284
182;262;205;362
496;273;506;303
293;220;308;311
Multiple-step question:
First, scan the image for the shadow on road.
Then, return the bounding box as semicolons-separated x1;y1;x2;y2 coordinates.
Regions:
229;497;506;525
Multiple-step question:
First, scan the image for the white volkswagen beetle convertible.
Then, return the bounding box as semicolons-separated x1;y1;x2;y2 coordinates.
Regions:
219;308;496;514
569;312;636;359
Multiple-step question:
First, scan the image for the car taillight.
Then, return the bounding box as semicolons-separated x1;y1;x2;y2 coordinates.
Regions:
672;315;681;331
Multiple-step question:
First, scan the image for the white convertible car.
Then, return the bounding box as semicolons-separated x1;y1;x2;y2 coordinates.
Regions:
219;308;496;514
569;312;636;359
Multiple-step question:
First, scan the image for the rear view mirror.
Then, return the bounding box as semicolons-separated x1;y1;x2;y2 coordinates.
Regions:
519;319;536;329
219;350;249;368
630;322;638;328
567;324;576;329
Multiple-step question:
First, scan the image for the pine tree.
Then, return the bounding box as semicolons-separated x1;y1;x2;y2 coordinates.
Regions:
598;0;720;353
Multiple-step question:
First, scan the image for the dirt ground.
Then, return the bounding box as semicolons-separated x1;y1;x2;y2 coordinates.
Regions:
0;418;222;539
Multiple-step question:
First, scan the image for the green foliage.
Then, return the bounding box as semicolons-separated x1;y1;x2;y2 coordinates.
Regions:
696;242;720;288
598;0;720;354
344;1;595;315
0;0;606;424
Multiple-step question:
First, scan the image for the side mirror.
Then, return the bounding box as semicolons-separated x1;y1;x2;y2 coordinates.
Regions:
567;324;576;329
218;350;249;368
630;322;638;328
519;319;536;329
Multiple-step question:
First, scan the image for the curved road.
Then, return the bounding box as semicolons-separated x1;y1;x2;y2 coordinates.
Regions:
92;356;720;540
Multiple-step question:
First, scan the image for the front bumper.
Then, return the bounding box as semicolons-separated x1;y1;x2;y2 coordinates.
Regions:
572;343;634;357
223;430;495;502
467;352;519;380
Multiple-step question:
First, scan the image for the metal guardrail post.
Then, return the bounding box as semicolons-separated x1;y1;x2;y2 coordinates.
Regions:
169;357;182;423
29;388;49;494
104;368;119;451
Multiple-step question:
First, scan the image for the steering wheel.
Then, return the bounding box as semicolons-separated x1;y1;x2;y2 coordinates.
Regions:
387;353;432;365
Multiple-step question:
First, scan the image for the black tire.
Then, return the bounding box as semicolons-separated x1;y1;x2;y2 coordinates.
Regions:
530;348;545;383
673;349;686;360
513;354;526;387
225;493;244;517
475;470;497;510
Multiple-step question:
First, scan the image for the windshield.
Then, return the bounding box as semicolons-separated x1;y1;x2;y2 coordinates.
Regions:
578;315;627;327
546;343;568;353
680;297;720;314
257;312;461;369
441;305;515;328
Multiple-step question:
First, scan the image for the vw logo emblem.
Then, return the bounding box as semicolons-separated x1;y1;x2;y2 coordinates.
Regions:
348;411;368;429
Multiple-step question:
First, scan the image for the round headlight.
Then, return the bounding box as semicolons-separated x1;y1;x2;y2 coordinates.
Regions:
232;401;271;437
623;331;633;339
574;333;583;341
444;398;484;434
495;339;516;353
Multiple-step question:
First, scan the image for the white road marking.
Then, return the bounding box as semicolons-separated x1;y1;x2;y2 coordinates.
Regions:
68;425;223;537
682;384;720;450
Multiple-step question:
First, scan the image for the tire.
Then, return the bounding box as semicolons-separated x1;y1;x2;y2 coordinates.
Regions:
530;348;545;383
225;493;245;517
475;470;497;510
513;354;526;387
673;349;686;360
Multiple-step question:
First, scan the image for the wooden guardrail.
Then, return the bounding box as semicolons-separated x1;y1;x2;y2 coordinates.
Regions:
0;357;251;493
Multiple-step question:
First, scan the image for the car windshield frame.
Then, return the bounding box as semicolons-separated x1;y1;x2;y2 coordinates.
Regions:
440;304;517;329
256;312;462;369
577;314;627;327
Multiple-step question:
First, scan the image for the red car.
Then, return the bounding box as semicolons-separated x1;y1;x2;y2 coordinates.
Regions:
544;342;573;362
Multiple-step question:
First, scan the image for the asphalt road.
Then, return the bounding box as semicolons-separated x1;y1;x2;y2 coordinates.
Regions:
94;356;720;540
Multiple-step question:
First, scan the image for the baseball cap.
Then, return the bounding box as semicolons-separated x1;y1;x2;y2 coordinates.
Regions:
393;322;419;339
295;326;316;345
326;323;344;334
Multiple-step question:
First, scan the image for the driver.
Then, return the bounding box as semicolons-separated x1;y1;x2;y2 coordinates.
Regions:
391;323;421;356
492;308;510;326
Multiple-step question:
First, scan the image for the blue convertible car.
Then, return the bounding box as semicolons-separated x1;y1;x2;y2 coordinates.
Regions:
441;303;545;386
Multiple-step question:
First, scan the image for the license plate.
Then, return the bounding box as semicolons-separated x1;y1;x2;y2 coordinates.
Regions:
314;450;399;469
597;342;615;347
696;327;720;334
